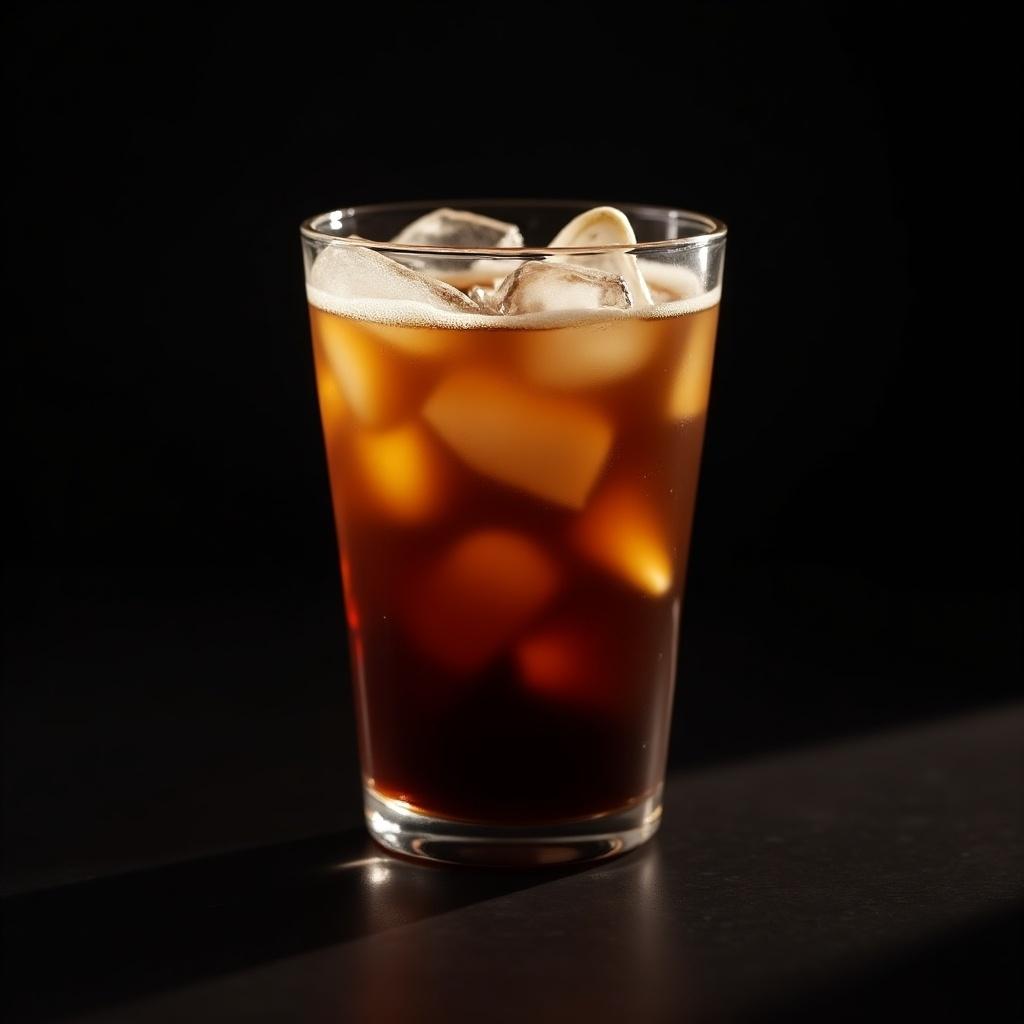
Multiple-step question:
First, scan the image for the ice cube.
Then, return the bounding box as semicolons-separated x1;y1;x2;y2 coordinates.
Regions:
648;284;677;305
312;339;348;438
353;423;448;523
405;529;560;673
573;482;672;596
549;206;654;306
516;619;605;699
467;283;500;311
492;261;632;316
666;307;719;420
391;208;524;249
637;260;703;303
309;244;479;313
311;306;415;427
359;319;471;360
423;262;517;294
519;318;657;389
423;369;613;509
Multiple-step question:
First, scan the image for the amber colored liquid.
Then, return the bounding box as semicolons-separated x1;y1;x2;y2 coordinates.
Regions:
309;298;718;823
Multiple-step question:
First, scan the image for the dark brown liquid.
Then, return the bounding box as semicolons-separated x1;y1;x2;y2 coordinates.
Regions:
309;299;718;823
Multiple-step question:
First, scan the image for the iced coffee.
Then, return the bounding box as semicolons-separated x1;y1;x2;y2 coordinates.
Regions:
301;201;725;865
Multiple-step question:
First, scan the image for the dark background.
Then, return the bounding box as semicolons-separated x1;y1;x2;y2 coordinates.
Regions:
3;3;1019;892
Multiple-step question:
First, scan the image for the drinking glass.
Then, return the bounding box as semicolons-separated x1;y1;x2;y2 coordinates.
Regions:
300;200;726;865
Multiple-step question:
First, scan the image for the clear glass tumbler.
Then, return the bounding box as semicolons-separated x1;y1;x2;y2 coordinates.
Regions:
300;200;726;866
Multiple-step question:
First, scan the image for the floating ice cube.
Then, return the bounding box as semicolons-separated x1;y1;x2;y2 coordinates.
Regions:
353;423;448;523
638;260;703;304
423;369;613;509
467;283;500;311
311;307;415;427
391;208;524;249
548;206;653;306
405;529;560;673
492;262;632;317
573;482;672;596
648;284;678;304
422;262;518;295
309;244;479;313
666;307;719;420
519;318;657;389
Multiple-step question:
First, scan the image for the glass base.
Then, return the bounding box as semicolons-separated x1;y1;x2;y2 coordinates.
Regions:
364;784;663;867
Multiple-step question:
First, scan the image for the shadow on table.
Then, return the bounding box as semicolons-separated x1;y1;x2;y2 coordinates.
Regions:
1;829;584;1023
753;905;1023;1022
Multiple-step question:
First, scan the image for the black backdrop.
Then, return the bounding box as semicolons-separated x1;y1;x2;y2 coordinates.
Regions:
4;4;1019;888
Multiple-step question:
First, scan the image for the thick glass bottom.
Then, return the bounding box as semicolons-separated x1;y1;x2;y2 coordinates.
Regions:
364;784;663;867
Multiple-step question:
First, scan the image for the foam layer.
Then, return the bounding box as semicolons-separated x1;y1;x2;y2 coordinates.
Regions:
306;258;721;330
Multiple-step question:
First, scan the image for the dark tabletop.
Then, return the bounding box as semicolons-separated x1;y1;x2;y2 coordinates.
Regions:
3;704;1021;1023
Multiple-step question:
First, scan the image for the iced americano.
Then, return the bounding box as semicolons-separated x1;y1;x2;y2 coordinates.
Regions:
305;203;722;848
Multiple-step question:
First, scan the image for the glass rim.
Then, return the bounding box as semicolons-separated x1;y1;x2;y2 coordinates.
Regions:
299;198;727;257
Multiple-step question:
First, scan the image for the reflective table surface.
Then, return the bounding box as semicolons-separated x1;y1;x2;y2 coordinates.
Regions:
4;705;1021;1022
